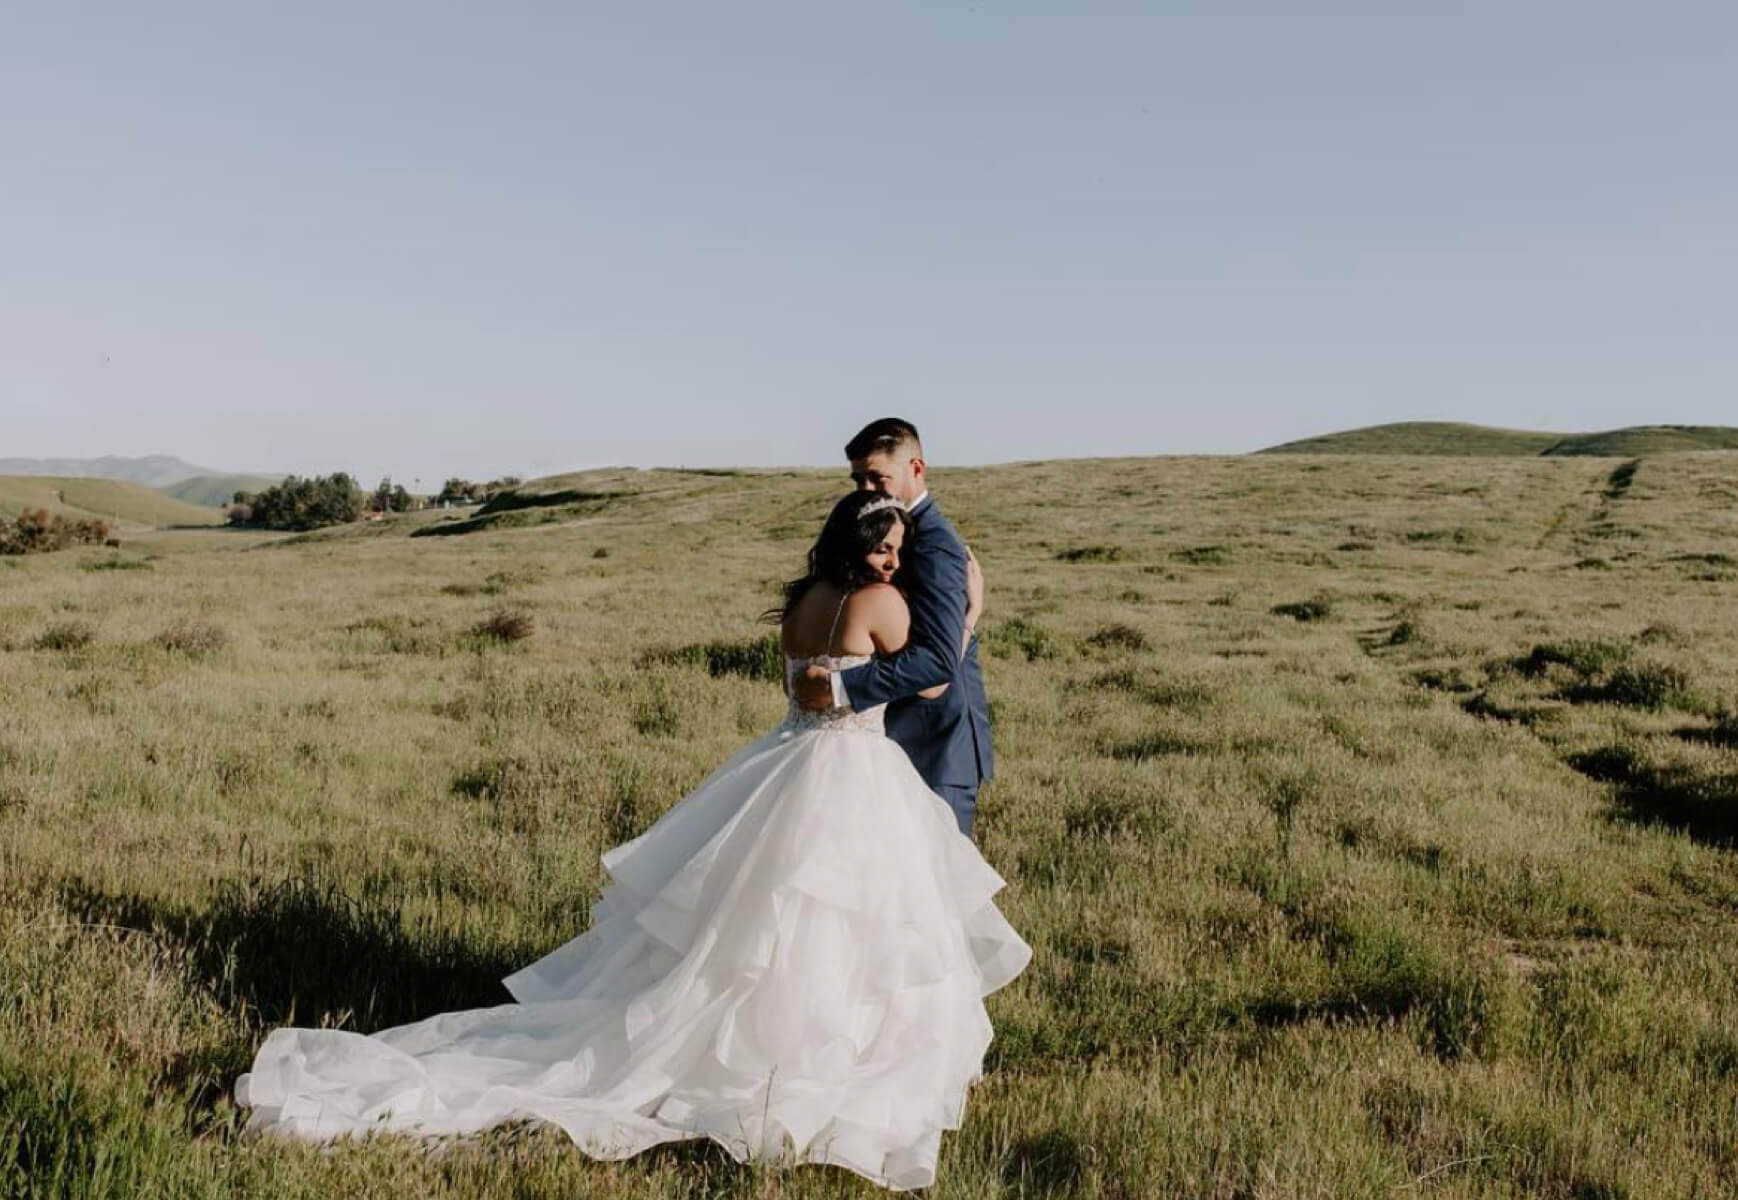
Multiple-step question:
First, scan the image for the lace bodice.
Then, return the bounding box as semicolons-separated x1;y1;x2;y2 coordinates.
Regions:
780;654;888;734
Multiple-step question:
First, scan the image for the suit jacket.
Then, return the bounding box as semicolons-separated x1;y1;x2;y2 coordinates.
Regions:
839;496;994;789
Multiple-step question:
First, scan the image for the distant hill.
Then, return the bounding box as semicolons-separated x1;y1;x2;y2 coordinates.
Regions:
157;473;286;507
0;454;222;487
0;476;224;529
1260;422;1738;457
1537;426;1738;457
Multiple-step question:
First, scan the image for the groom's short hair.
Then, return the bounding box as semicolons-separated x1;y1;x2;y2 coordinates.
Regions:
845;418;922;461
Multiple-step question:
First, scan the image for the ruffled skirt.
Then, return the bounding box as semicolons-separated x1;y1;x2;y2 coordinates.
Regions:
235;722;1031;1191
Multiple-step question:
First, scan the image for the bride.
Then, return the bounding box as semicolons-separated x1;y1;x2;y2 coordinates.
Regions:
235;490;1032;1192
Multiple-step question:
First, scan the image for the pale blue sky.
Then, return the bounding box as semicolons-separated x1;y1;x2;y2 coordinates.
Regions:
5;2;1735;484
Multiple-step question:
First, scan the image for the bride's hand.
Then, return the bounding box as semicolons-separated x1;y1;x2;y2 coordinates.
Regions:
793;664;836;712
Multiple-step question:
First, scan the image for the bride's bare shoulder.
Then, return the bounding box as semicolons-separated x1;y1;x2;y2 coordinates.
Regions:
852;584;910;652
850;582;907;612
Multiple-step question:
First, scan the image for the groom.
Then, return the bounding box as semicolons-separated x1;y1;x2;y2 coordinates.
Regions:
794;418;993;837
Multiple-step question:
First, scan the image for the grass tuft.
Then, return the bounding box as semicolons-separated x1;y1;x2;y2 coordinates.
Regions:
470;610;535;644
1084;623;1148;652
1055;545;1123;563
1272;598;1334;622
153;621;228;656
33;622;96;651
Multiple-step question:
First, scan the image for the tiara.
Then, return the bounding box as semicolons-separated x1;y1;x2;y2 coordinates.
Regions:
859;496;907;517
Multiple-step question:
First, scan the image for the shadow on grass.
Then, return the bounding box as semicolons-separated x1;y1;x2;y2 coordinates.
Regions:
1566;746;1738;848
1001;1128;1086;1196
55;874;525;1037
1675;718;1738;751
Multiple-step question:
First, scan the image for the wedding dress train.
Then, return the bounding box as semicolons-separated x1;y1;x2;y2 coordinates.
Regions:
235;655;1031;1191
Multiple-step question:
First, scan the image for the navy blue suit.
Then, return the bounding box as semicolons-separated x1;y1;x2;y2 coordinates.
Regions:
839;496;993;835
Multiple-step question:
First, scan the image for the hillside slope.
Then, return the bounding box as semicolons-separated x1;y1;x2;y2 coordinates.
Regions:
1539;425;1738;457
1262;421;1738;457
157;474;286;507
1260;422;1565;456
0;476;224;528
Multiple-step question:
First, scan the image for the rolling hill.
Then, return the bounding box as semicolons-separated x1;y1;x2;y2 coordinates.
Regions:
157;473;287;507
0;476;224;529
1537;425;1738;457
1260;422;1738;457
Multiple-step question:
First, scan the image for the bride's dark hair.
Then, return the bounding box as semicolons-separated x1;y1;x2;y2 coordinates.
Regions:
770;492;912;622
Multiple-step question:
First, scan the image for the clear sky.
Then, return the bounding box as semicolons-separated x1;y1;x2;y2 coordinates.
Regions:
5;2;1735;484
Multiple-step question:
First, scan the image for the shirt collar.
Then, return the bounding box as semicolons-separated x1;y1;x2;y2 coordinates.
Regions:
907;490;931;515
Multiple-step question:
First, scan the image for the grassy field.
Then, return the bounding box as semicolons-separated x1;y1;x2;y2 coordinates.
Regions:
3;452;1737;1198
1261;421;1738;458
0;477;222;531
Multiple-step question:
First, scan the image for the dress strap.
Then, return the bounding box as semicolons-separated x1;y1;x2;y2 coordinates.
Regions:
825;586;854;656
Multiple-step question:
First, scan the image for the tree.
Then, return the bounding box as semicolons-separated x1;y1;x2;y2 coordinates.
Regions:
370;477;413;514
233;473;364;531
437;478;477;506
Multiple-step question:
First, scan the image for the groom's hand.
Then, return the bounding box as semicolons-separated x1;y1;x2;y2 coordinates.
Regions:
793;665;835;712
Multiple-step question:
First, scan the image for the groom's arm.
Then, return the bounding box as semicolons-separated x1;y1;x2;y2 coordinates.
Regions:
835;535;969;710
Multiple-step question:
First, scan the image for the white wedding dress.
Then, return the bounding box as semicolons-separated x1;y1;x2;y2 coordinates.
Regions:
235;654;1032;1191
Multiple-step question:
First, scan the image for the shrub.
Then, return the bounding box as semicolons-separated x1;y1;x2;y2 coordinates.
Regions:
981;618;1069;662
0;509;111;556
1596;662;1700;712
471;610;534;644
33;622;95;651
1171;545;1229;566
154;621;228;656
1518;639;1631;679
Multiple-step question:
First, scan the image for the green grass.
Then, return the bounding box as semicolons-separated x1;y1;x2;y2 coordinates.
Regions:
0;476;223;530
1261;420;1738;458
5;452;1738;1197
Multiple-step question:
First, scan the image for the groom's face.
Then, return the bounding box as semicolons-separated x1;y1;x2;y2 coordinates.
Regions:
850;450;924;506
